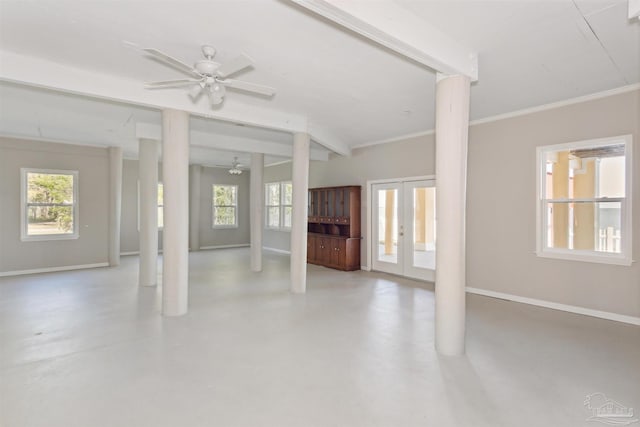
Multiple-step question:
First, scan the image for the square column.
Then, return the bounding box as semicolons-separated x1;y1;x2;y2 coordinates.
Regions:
290;133;310;293
139;139;159;286
250;153;264;272
108;146;123;266
189;164;202;252
162;109;190;316
434;74;471;356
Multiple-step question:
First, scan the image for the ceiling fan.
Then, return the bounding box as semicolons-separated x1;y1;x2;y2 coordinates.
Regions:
142;45;276;107
228;157;243;175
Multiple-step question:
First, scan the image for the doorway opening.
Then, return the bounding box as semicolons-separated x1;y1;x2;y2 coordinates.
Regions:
370;178;436;281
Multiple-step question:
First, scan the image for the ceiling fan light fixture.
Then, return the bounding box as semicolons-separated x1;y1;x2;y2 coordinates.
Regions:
211;82;226;95
209;93;224;107
229;157;243;175
188;83;203;100
207;82;226;106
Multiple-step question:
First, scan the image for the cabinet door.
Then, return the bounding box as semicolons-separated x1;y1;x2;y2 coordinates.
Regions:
344;188;351;216
307;235;317;263
313;190;319;217
335;188;344;217
327;188;336;219
330;238;346;268
318;238;330;264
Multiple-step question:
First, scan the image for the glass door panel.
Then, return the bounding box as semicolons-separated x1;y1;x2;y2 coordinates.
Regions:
404;180;435;281
372;183;402;275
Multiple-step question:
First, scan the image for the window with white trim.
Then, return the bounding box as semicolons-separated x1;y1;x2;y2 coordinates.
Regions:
265;181;292;230
21;168;79;241
536;135;632;265
213;184;238;228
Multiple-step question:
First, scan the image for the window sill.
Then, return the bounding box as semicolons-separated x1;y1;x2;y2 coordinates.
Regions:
265;227;291;232
536;250;632;266
21;233;79;242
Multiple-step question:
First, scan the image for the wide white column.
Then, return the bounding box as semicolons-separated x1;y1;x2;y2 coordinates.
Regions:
108;146;123;266
250;153;264;272
138;139;159;287
290;133;310;293
434;74;471;356
162;109;190;316
189;164;202;252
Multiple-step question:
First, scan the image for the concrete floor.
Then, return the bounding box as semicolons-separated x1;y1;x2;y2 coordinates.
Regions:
1;248;638;427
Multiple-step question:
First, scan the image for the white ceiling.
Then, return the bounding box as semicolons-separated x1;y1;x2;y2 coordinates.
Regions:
0;0;638;161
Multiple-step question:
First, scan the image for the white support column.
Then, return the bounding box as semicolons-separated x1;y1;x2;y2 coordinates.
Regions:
189;164;202;252
290;133;310;293
434;74;471;356
139;139;159;287
108;146;123;267
250;153;264;272
162;109;190;316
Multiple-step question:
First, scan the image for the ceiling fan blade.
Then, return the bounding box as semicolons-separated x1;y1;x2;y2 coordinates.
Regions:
142;48;201;78
145;79;202;89
216;54;253;78
221;79;276;96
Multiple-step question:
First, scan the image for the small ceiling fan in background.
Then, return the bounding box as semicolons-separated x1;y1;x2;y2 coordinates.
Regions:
228;157;243;175
140;45;276;107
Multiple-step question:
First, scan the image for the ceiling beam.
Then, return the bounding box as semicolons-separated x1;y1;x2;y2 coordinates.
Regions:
291;0;478;81
630;0;640;19
0;50;350;156
136;122;330;162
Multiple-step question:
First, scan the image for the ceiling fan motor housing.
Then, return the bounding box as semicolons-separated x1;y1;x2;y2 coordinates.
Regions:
201;45;216;59
195;60;220;76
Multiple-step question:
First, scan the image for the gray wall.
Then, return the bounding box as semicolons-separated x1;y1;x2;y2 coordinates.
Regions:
199;165;250;248
466;89;639;318
2;89;637;317
263;89;639;318
262;134;436;254
120;159;163;253
263;162;293;252
0;137;109;272
120;160;250;253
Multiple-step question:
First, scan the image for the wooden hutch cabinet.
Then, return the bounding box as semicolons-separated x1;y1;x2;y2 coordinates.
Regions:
307;185;361;271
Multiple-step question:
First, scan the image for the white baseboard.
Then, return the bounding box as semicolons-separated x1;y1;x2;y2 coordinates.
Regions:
120;250;164;256
263;246;291;254
199;244;250;250
0;262;109;277
466;287;640;326
361;265;371;271
123;245;250;255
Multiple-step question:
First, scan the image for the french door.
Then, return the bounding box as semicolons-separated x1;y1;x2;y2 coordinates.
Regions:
372;180;436;281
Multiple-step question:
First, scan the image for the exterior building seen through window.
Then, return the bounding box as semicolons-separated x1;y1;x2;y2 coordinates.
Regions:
537;135;632;265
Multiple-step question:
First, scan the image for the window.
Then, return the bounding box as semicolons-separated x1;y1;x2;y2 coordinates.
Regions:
265;181;292;230
137;182;164;229
536;135;632;265
21;168;79;241
213;185;238;227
